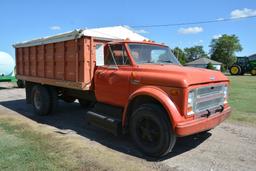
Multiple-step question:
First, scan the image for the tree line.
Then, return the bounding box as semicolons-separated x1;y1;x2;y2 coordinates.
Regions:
172;34;242;70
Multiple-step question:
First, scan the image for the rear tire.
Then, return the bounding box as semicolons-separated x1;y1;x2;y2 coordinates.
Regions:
251;69;256;76
31;85;51;115
129;104;176;157
17;80;25;88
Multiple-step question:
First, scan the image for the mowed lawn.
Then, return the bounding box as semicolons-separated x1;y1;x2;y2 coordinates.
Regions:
228;75;256;124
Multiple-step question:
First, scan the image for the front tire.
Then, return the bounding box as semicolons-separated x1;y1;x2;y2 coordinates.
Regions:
129;104;176;157
230;65;241;75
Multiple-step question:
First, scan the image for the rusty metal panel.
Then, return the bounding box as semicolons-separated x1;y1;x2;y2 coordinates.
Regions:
78;38;85;82
37;45;44;77
30;47;37;76
15;36;108;90
45;44;54;78
84;38;92;84
16;48;23;75
65;40;76;81
54;42;65;80
24;47;29;75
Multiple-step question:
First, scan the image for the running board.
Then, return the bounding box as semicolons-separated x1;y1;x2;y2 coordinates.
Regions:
85;111;122;136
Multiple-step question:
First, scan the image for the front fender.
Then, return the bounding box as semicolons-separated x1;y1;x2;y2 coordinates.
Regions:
122;86;183;129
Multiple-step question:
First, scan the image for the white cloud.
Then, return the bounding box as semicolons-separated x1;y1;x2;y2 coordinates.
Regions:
230;8;256;19
216;18;224;21
213;34;222;39
50;26;61;30
178;27;203;34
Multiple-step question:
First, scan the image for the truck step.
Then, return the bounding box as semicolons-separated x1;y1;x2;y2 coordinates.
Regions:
85;110;122;136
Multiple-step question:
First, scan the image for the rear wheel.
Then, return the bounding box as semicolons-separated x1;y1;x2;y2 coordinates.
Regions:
17;80;25;88
31;85;51;115
230;65;241;75
251;69;256;76
129;104;176;157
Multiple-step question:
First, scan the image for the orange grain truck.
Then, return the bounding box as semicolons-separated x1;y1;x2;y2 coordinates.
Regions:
13;26;231;157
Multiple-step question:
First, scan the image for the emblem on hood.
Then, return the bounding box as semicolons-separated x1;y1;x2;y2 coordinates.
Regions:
210;76;215;80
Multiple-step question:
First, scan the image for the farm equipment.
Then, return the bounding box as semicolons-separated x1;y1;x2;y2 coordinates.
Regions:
230;55;256;75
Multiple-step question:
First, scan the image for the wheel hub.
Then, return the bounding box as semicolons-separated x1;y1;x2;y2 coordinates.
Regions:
231;66;238;74
137;118;160;146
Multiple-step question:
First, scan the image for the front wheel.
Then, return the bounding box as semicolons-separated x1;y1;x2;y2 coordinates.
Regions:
129;104;176;157
230;65;241;75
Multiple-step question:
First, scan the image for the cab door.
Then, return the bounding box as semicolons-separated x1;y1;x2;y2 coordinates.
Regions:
94;44;132;107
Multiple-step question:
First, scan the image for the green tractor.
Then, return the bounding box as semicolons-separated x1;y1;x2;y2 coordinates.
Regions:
230;54;256;76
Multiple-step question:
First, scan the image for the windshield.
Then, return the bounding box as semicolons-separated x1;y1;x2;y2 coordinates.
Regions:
128;43;180;65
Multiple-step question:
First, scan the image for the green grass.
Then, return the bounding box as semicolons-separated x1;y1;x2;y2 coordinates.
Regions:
228;75;256;124
0;117;150;171
0;119;80;171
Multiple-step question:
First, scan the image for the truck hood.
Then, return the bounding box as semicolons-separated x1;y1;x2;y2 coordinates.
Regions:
135;64;229;88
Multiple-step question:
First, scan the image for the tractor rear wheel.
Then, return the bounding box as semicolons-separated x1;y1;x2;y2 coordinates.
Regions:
251;69;256;76
230;65;241;75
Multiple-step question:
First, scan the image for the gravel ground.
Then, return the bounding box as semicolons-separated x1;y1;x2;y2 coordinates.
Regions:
0;82;256;171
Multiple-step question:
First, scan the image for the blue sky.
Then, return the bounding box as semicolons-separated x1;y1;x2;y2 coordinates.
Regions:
0;0;255;59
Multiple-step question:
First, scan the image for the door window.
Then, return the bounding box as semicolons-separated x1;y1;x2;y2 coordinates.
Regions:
104;44;131;66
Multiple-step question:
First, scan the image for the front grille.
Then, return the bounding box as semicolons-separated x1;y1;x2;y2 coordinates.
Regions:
194;85;225;113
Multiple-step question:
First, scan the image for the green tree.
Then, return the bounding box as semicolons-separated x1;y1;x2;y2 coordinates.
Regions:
184;46;208;62
206;62;215;70
209;34;242;69
172;47;186;65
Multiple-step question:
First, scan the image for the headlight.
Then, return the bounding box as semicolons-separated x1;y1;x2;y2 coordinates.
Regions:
187;90;195;115
224;85;228;103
